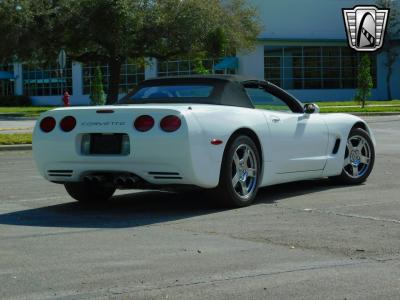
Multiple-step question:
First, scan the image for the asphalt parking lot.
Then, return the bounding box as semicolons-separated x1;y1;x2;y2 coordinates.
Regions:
0;116;399;299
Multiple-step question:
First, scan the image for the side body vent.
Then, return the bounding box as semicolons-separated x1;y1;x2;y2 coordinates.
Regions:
148;172;182;180
47;170;73;177
332;139;341;154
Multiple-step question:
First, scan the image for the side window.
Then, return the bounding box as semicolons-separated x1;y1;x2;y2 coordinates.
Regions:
245;88;292;112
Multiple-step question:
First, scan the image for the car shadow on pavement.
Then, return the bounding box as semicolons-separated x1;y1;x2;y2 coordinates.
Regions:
256;178;348;204
0;179;349;229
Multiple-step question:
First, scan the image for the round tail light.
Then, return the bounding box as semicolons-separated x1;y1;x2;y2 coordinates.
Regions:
40;117;56;133
60;116;76;132
160;115;181;132
134;115;154;132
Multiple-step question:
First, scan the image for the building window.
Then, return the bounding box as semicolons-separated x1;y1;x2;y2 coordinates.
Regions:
264;46;377;89
0;64;14;96
23;61;73;96
157;58;236;77
82;62;145;95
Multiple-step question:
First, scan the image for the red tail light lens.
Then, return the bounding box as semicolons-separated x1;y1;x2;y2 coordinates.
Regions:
160;115;181;132
40;117;56;133
134;115;154;132
60;116;76;132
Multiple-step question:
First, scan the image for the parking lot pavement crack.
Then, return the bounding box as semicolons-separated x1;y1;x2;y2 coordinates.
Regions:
95;260;373;296
0;229;104;241
369;256;400;263
163;225;380;260
282;207;400;225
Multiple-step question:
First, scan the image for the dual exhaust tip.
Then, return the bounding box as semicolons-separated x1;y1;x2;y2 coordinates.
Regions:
83;175;138;187
114;176;136;186
83;175;106;184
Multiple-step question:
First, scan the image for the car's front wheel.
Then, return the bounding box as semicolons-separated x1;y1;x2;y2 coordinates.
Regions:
64;182;116;204
332;127;375;185
213;135;260;207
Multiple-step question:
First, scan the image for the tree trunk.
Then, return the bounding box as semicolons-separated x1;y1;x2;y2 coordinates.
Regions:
386;62;393;100
106;58;122;104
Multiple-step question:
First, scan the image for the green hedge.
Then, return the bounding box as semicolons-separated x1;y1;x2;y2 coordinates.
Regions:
0;96;31;107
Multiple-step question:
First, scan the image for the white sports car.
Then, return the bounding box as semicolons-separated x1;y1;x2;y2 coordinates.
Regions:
33;75;375;207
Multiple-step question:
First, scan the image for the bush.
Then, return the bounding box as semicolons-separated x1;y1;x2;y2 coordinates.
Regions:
90;66;106;106
193;57;210;75
0;95;31;106
355;54;373;108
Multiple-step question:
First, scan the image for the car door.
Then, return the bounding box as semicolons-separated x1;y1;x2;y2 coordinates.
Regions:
245;83;329;174
266;111;329;173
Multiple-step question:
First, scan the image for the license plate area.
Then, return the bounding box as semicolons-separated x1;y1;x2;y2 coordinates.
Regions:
81;133;130;155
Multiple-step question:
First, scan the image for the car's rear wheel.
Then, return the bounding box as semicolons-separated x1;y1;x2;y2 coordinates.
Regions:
64;182;116;204
213;135;260;208
331;127;375;185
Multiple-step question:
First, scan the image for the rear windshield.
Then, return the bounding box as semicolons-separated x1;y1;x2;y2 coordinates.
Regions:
129;85;214;100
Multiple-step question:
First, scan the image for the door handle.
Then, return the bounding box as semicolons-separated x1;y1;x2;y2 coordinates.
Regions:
271;116;281;123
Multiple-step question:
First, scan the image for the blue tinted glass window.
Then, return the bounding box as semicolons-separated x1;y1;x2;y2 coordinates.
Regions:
245;88;291;112
131;85;213;99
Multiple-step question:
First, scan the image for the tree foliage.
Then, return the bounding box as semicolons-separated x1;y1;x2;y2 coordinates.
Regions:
376;0;400;100
205;27;228;59
356;54;374;108
0;0;71;64
0;0;33;64
1;0;261;103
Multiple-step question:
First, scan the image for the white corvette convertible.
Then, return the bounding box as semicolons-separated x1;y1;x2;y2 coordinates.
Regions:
33;75;375;207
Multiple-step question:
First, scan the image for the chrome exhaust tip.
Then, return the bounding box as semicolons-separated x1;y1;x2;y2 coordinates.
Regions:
126;177;136;186
92;175;106;183
114;176;126;186
83;176;93;183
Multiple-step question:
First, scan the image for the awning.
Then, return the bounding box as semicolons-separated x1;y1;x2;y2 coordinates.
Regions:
214;57;238;70
24;78;66;84
0;71;15;80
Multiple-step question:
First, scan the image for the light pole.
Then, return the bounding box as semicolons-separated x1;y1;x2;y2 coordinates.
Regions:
58;49;67;94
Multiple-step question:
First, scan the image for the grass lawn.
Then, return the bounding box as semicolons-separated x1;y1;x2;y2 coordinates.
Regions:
0;100;399;146
0;100;399;118
0;133;32;145
257;100;400;113
315;100;400;107
0;107;54;117
318;105;400;113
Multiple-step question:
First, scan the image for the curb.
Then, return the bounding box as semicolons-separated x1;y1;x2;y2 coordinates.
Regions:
0;114;398;152
0;115;37;121
0;144;32;151
349;112;400;117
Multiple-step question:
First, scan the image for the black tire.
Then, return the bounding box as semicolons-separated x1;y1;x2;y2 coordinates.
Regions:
64;182;116;204
211;135;261;208
331;127;375;185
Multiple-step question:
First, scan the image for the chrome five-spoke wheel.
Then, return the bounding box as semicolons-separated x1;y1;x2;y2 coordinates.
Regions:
332;127;375;185
214;135;260;207
343;135;372;179
231;144;258;199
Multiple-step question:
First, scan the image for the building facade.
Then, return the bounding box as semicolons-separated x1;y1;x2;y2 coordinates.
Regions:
0;0;399;105
238;0;400;101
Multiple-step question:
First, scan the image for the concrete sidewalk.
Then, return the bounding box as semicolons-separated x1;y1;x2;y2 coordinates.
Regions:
0;119;36;134
0;144;32;151
0;109;399;135
323;104;400;108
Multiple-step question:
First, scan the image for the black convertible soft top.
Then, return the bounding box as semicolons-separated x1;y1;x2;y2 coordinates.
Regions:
119;75;304;112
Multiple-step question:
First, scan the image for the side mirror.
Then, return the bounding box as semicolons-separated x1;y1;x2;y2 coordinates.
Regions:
304;103;320;114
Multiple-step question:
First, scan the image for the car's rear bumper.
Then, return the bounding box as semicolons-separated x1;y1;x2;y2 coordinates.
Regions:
41;160;197;185
33;131;221;189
